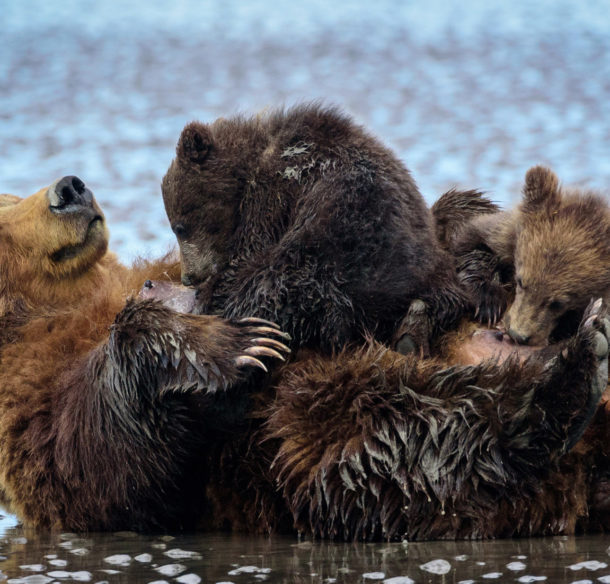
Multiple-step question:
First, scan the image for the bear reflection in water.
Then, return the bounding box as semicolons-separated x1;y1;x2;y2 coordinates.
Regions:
0;177;608;540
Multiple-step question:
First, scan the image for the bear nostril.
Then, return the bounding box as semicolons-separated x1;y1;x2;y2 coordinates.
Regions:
71;176;86;196
49;175;93;213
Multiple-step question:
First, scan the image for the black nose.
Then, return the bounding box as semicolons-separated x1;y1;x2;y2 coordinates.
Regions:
507;329;531;345
48;176;93;213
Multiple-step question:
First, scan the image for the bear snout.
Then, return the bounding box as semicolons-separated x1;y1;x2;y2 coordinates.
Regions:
506;328;532;345
47;175;94;214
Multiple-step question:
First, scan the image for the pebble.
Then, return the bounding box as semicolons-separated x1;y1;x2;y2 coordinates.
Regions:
175;575;202;584
482;573;502;579
419;559;451;575
517;577;547;583
48;560;68;567
382;577;414;584
507;562;527;571
362;573;385;580
7;577;52;584
135;553;153;563
227;566;264;576
569;561;608;571
103;554;131;566
164;549;202;560
155;564;187;577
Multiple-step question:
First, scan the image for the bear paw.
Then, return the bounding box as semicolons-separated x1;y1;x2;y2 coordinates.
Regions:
392;299;431;357
234;317;292;373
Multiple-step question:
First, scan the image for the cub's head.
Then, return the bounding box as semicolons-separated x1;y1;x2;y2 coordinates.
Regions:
0;176;108;311
505;166;610;345
162;120;248;287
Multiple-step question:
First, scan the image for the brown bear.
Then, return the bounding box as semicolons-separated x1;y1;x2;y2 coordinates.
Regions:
161;103;471;352
0;176;289;531
144;279;610;540
447;166;610;345
1;176;609;540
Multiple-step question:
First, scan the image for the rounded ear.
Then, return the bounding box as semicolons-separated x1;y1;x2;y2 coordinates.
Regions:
522;165;560;212
177;122;213;164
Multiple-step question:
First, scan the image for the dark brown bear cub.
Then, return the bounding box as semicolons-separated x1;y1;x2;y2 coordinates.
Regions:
450;166;610;345
162;103;470;351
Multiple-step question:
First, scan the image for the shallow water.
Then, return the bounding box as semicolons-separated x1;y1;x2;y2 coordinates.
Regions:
1;514;610;584
1;0;610;262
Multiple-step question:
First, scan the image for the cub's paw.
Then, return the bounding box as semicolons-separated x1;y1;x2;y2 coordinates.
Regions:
234;317;292;373
576;298;609;400
474;282;509;327
392;299;431;357
556;298;609;452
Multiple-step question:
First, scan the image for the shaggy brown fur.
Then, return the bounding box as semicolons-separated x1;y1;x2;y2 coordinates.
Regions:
448;166;610;344
2;177;609;540
161;103;471;352
0;177;288;531
258;303;610;540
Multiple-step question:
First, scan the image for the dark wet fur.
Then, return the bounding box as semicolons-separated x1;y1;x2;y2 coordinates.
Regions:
162;104;471;351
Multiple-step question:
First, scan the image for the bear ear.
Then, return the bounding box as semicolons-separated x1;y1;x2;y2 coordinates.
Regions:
522;165;560;212
177;122;213;165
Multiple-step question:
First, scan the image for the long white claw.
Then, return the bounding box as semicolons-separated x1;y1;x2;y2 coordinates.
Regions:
235;355;268;372
245;346;285;361
249;326;292;340
238;317;281;329
253;337;291;353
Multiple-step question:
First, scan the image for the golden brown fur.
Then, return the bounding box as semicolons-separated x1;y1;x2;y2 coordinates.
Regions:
449;166;610;344
0;178;288;530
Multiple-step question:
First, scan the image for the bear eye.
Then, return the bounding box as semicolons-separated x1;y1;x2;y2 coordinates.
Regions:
548;300;564;311
172;223;188;238
516;277;524;289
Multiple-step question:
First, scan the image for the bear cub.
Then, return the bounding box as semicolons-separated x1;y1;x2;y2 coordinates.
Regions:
448;166;610;345
162;103;470;351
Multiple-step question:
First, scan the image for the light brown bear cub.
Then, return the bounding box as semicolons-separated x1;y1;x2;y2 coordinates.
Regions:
451;166;610;345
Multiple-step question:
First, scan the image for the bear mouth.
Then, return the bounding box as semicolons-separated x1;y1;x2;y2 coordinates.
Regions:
50;216;105;263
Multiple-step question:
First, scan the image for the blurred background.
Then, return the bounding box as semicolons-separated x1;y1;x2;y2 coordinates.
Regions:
1;0;609;262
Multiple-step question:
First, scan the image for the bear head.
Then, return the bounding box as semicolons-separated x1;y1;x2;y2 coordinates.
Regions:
505;165;610;345
162;120;247;287
0;175;108;314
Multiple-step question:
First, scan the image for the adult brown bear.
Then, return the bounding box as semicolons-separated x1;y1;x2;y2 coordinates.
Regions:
0;176;289;531
144;283;610;540
0;176;607;540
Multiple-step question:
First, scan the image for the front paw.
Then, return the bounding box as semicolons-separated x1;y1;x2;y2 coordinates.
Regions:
575;298;609;406
392;300;431;357
557;298;609;451
472;283;509;327
233;317;292;373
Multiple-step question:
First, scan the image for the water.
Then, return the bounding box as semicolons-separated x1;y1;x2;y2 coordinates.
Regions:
1;0;610;262
1;520;610;584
